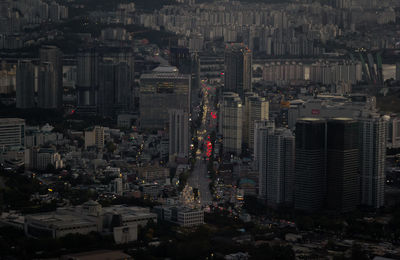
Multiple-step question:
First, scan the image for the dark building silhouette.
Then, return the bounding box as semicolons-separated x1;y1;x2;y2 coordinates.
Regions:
224;43;252;98
326;118;359;212
294;118;326;212
16;60;35;108
38;45;63;109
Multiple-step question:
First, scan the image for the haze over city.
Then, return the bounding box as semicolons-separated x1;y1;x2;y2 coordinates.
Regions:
1;0;400;259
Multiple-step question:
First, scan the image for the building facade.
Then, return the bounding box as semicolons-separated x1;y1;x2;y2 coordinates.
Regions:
326;118;359;212
219;92;243;155
294;118;326;212
224;44;252;98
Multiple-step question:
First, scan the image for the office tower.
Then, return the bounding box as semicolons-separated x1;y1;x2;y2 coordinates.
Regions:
243;93;269;149
98;60;115;117
294;118;326;212
224;44;252;98
254;120;275;200
38;62;58;109
97;59;132;117
359;115;388;208
219;92;243;155
16;60;35;108
326;118;359;212
77;47;134;116
139;65;190;129
0;118;25;149
38;46;63;109
169;47;200;113
265;128;295;207
169;109;190;160
114;61;131;114
76;50;99;114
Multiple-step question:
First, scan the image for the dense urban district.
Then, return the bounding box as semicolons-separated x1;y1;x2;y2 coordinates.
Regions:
1;0;400;259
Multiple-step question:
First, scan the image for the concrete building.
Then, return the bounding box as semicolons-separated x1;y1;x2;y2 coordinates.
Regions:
139;65;190;129
154;206;204;227
326;118;359;213
84;126;105;149
294;118;326;212
224;44;252;98
265;128;295;207
24;201;156;243
243;93;269;149
288;94;376;129
169;109;190;161
38;46;62;109
16;60;35;108
388;116;400;149
253;120;275;199
33;148;63;170
359;114;388;208
219;92;243;155
76;50;99;114
0;118;25;150
98;60;132;117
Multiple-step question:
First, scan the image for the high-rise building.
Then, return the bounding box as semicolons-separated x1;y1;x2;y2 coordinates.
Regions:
76;50;99;113
38;62;58;109
16;60;35;108
294;118;326;212
140;65;190;129
243;93;269;149
219;92;243;155
38;46;63;109
77;47;134;115
224;44;252;98
98;60;115;117
266;128;295;207
169;109;190;160
359;115;388;208
326;118;359;212
253;120;275;200
0;118;25;149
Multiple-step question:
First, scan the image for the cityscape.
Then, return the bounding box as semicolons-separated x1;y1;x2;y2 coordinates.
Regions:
1;0;400;259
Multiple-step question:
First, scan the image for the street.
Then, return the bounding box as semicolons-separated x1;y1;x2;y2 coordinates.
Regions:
188;80;217;206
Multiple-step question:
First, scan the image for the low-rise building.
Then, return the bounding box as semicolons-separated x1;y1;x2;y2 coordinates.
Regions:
154;206;204;227
23;201;157;243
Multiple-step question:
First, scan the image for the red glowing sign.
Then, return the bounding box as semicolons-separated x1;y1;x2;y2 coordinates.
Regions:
206;140;212;157
211;112;217;119
311;109;320;115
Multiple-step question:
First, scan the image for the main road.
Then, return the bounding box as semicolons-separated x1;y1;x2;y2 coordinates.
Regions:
188;81;217;206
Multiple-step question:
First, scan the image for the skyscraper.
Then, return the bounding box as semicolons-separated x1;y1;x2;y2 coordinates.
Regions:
16;60;35;109
77;47;134;115
359;115;388;208
98;60;115;117
243;92;269;149
219;92;243;155
76;49;99;114
224;44;252;98
38;46;63;109
326;118;359;212
266;128;295;207
140;65;190;129
294;118;326;212
254;120;275;200
38;62;58;109
169;109;190;160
